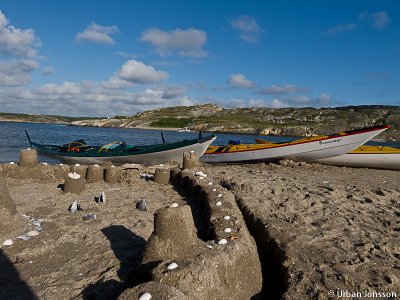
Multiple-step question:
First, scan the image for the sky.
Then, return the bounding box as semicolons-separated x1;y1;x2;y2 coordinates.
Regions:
0;0;399;117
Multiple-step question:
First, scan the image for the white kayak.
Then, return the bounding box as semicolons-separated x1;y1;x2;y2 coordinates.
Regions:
202;125;389;163
314;145;400;170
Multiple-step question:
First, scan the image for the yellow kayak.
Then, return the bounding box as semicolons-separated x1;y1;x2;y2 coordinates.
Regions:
255;138;400;170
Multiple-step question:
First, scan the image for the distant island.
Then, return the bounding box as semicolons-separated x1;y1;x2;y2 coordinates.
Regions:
1;104;399;140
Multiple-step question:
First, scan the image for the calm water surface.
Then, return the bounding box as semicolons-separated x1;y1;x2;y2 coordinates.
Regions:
0;121;295;164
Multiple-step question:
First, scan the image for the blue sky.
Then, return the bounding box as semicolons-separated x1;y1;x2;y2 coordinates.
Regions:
0;0;399;117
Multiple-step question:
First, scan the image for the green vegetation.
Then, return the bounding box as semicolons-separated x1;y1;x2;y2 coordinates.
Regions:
150;117;192;128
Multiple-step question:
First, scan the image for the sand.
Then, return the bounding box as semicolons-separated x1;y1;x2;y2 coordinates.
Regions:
1;161;399;299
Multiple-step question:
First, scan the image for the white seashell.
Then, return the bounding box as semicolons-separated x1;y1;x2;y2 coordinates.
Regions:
111;165;115;168
68;172;81;179
2;239;13;246
99;191;106;203
75;164;81;166
27;148;31;151
199;176;204;180
18;234;31;241
27;230;40;237
217;194;222;198
212;188;217;192
206;245;213;249
69;200;79;214
208;182;213;185
218;239;228;245
216;201;222;206
138;292;152;300
167;262;178;270
93;164;99;167
224;216;231;220
190;150;195;153
59;163;64;166
34;225;43;232
9;162;15;165
42;162;48;165
194;171;207;177
170;203;179;208
224;228;232;233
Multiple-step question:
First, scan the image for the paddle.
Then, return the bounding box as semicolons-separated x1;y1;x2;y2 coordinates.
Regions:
161;132;165;143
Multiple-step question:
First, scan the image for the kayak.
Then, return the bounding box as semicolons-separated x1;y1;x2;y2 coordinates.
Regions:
201;125;389;163
313;145;400;170
26;131;216;165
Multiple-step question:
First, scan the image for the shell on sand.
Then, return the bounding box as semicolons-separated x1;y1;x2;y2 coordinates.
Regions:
2;239;13;246
27;230;40;237
138;292;152;300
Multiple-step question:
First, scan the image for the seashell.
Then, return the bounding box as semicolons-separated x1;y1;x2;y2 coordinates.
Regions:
208;182;213;185
206;245;213;249
27;148;31;151
98;191;106;203
212;188;217;192
217;194;222;198
2;239;13;246
224;215;231;220
34;225;43;232
170;203;179;208
27;230;40;237
41;162;48;165
68;172;80;179
17;234;31;241
138;292;152;300
136;199;147;211
216;201;222;206
199;176;204;180
218;239;228;245
75;164;81;166
9;162;15;165
194;171;207;177
83;213;97;220
68;200;82;214
59;163;64;166
111;165;115;168
224;228;232;233
167;262;178;270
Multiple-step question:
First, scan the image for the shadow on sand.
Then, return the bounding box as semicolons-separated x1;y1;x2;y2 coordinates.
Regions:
0;249;38;300
81;225;146;300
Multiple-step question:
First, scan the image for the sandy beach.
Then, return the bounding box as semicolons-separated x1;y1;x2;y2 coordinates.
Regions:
1;161;399;299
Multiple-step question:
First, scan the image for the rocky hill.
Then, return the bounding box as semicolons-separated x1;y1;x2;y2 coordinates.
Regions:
70;104;400;140
2;104;399;140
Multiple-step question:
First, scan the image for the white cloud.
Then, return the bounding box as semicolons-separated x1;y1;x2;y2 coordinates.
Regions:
42;66;54;76
104;60;169;88
0;10;41;57
75;22;119;44
259;84;311;95
323;23;356;35
269;93;332;108
231;16;262;43
359;11;390;29
0;59;38;87
0;81;191;116
140;28;207;57
228;74;255;89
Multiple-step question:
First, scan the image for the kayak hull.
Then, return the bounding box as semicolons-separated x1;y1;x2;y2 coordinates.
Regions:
202;125;389;163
